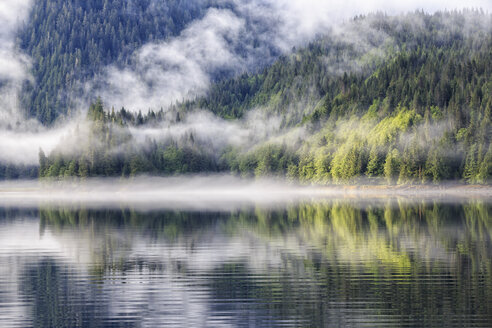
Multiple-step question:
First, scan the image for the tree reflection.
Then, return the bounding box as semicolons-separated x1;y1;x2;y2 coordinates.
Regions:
1;199;490;327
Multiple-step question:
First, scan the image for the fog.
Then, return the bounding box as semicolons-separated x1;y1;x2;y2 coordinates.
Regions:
0;0;33;126
0;176;489;210
88;1;492;114
0;1;491;167
0;122;83;165
0;0;77;164
129;107;300;154
89;8;246;111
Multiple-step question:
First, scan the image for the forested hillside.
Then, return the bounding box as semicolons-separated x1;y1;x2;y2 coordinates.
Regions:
186;11;491;124
38;99;218;178
38;10;492;184
18;0;210;123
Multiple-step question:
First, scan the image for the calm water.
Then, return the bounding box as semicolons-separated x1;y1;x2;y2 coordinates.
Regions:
0;199;491;327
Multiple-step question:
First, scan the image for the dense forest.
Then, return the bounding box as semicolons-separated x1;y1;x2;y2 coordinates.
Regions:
2;2;491;184
38;99;219;178
36;10;492;184
18;0;212;123
16;0;281;124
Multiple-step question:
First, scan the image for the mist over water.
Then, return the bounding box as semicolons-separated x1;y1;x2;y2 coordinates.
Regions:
0;176;490;210
0;2;490;327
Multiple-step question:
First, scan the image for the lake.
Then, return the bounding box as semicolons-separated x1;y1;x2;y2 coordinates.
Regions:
0;189;490;327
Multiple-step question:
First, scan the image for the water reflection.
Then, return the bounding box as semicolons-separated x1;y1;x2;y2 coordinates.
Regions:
0;200;491;327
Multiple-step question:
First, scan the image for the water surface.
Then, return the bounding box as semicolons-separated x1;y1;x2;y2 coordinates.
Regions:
0;198;490;327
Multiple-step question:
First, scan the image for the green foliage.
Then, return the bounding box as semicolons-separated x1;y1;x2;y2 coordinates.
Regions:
331;141;366;183
368;108;422;145
366;146;384;178
180;11;491;184
384;149;401;184
31;11;492;185
231;144;299;179
39;101;218;179
0;164;38;180
424;148;450;184
19;0;209;123
477;144;492;183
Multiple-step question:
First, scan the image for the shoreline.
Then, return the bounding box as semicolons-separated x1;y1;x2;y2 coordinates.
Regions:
314;184;492;199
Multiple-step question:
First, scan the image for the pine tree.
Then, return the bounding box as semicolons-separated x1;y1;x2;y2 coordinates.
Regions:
384;148;400;184
366;146;383;177
463;143;478;183
38;148;47;177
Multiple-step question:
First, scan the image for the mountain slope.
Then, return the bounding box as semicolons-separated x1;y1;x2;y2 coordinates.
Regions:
18;0;210;124
22;10;492;183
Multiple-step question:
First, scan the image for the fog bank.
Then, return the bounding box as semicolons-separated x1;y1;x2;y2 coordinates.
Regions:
90;0;492;113
0;176;490;210
1;1;491;167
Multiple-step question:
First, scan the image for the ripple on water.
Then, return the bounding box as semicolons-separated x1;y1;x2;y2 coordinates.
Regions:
0;201;490;327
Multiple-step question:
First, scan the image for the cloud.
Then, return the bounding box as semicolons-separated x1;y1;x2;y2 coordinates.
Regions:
89;8;246;111
91;0;492;114
0;1;32;35
0;0;79;165
235;0;492;51
0;0;34;128
0;122;81;165
0;49;31;83
0;0;33;84
1;0;491;167
61;3;492;169
126;106;306;159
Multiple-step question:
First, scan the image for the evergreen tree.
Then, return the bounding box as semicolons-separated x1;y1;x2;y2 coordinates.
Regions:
384;149;400;185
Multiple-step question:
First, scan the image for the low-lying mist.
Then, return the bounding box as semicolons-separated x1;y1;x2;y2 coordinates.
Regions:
0;175;490;210
0;1;490;183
